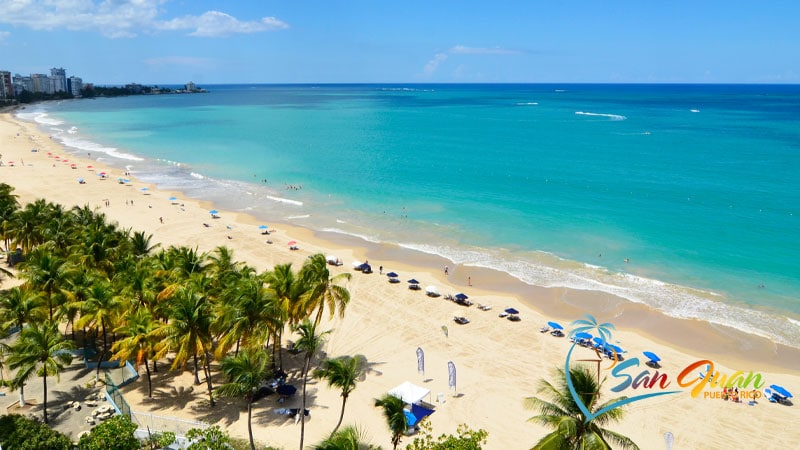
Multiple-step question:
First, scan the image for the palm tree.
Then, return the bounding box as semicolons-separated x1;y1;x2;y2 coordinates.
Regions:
313;425;373;450
0;286;45;333
374;394;407;450
294;318;330;450
216;349;271;450
524;366;639;450
300;254;351;326
0;183;19;251
263;263;305;370
75;277;124;380
18;244;69;321
313;354;367;435
7;320;75;423
213;273;277;358
154;286;215;406
111;308;160;397
129;230;159;259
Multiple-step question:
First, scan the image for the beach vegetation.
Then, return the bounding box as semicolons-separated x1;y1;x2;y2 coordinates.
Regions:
0;413;72;450
313;424;376;449
0;194;356;448
186;425;233;450
314;354;368;435
78;414;139;450
6;319;74;423
524;366;639;450
373;393;407;450
216;348;272;450
294;318;331;450
406;421;488;450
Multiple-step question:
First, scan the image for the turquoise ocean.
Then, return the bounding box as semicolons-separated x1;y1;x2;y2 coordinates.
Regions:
17;84;800;347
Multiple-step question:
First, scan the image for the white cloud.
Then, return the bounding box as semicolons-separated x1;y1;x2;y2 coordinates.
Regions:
424;53;448;75
423;45;520;75
159;11;288;37
1;1;288;38
450;45;520;55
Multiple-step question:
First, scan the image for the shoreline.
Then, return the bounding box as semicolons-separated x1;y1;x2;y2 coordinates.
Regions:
2;111;799;448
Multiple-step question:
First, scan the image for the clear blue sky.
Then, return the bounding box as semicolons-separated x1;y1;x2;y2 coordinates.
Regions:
2;1;798;85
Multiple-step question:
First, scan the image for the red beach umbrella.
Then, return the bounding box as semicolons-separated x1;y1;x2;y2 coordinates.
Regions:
287;240;297;246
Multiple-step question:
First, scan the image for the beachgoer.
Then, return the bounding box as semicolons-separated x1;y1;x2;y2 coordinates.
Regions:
444;266;449;275
159;217;163;224
468;276;472;286
379;266;383;275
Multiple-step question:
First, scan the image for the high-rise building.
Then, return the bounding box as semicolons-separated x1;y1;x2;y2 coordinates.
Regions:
31;74;53;94
0;71;13;99
69;76;83;97
50;67;67;93
13;74;33;94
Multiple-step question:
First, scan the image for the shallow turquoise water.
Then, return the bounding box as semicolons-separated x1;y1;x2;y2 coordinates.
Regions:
22;84;800;346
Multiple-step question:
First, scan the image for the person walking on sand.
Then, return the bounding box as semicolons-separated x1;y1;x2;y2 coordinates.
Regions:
159;217;163;224
468;276;472;286
444;265;449;275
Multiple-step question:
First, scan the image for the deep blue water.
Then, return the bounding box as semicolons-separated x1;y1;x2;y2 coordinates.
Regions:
20;84;800;346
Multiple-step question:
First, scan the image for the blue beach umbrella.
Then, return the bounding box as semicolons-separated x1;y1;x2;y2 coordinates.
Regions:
209;209;219;215
574;332;593;340
505;308;520;315
404;410;419;427
455;293;469;301
408;279;420;284
605;343;624;354
140;187;148;192
547;321;563;330
643;351;661;363
258;224;268;230
770;384;793;398
168;196;177;202
386;272;399;278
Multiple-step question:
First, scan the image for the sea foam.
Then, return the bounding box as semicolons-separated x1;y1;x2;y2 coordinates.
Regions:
575;111;627;121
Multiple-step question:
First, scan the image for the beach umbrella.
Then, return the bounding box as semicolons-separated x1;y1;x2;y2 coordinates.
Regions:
77;178;84;183
209;209;219;215
605;343;624;354
769;384;793;398
575;332;593;340
87;165;94;169
140;187;149;192
287;240;297;246
386;272;399;278
425;285;439;294
123;179;130;183
547;321;563;330
258;224;268;230
505;307;520;315
593;337;606;346
408;279;420;284
169;196;178;202
455;293;469;301
643;351;661;363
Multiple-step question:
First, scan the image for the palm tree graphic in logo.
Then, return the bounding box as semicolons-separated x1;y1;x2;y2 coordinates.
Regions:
569;314;619;381
563;314;679;423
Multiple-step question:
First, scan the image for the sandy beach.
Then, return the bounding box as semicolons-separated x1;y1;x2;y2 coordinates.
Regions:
2;110;799;449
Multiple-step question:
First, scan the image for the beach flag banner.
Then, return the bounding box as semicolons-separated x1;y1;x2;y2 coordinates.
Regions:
447;361;457;391
416;347;425;376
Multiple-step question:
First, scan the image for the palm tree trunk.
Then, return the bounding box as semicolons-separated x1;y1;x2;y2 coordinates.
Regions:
42;373;48;424
333;395;347;435
193;353;200;385
247;399;255;450
204;351;215;407
299;356;310;450
144;356;153;398
19;383;25;407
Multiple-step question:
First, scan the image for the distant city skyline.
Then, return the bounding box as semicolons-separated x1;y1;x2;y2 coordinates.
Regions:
1;1;798;85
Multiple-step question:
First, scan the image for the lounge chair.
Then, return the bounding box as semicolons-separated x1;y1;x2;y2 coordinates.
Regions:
539;326;550;333
453;316;470;325
507;314;521;322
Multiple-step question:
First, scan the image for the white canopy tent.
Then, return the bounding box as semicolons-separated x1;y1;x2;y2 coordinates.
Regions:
388;381;430;405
